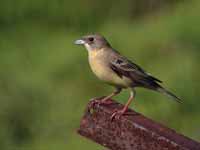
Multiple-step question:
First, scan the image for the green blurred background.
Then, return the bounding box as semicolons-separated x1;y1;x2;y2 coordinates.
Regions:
0;0;200;149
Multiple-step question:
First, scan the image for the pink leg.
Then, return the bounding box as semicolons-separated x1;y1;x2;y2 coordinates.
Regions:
111;89;136;120
88;88;122;110
101;87;122;102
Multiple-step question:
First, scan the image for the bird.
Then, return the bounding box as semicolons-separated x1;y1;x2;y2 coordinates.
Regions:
74;34;182;119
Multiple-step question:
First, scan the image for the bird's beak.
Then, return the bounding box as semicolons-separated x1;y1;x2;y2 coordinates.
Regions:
74;39;85;45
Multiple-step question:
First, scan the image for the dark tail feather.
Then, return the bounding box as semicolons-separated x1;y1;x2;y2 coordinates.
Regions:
157;87;182;103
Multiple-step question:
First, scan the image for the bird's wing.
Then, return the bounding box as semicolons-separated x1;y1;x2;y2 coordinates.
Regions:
110;56;162;88
110;54;182;103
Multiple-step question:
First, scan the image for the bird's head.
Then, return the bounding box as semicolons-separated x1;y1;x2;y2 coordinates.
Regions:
74;34;111;51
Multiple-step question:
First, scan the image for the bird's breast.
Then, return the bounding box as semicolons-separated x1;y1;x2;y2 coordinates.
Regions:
88;51;132;88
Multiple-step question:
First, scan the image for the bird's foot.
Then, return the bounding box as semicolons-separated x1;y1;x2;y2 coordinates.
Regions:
110;108;137;121
88;97;113;112
110;109;126;120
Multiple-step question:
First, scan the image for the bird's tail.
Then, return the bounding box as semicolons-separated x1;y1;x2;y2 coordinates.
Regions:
157;87;182;103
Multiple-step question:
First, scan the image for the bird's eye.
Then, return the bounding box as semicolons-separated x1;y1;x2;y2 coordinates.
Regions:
116;59;123;64
88;37;94;42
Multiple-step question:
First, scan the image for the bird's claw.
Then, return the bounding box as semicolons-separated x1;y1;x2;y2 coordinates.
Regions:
88;99;101;110
88;97;113;113
110;109;125;120
110;109;138;121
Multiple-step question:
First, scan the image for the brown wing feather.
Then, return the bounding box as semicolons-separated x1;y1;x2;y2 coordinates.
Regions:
110;57;162;89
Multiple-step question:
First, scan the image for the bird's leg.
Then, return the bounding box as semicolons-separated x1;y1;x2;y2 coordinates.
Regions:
111;89;136;120
101;87;122;103
88;88;122;110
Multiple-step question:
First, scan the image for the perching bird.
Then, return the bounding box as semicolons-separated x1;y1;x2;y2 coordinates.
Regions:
74;34;182;119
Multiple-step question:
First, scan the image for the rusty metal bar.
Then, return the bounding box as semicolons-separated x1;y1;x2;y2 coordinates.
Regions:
77;98;200;150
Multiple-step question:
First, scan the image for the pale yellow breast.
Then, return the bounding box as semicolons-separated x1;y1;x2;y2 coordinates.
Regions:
88;50;132;88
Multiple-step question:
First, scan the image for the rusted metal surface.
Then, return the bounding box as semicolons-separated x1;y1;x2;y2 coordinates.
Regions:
78;98;200;150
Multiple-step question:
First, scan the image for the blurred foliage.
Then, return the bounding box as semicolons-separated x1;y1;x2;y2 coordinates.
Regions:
0;0;200;150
